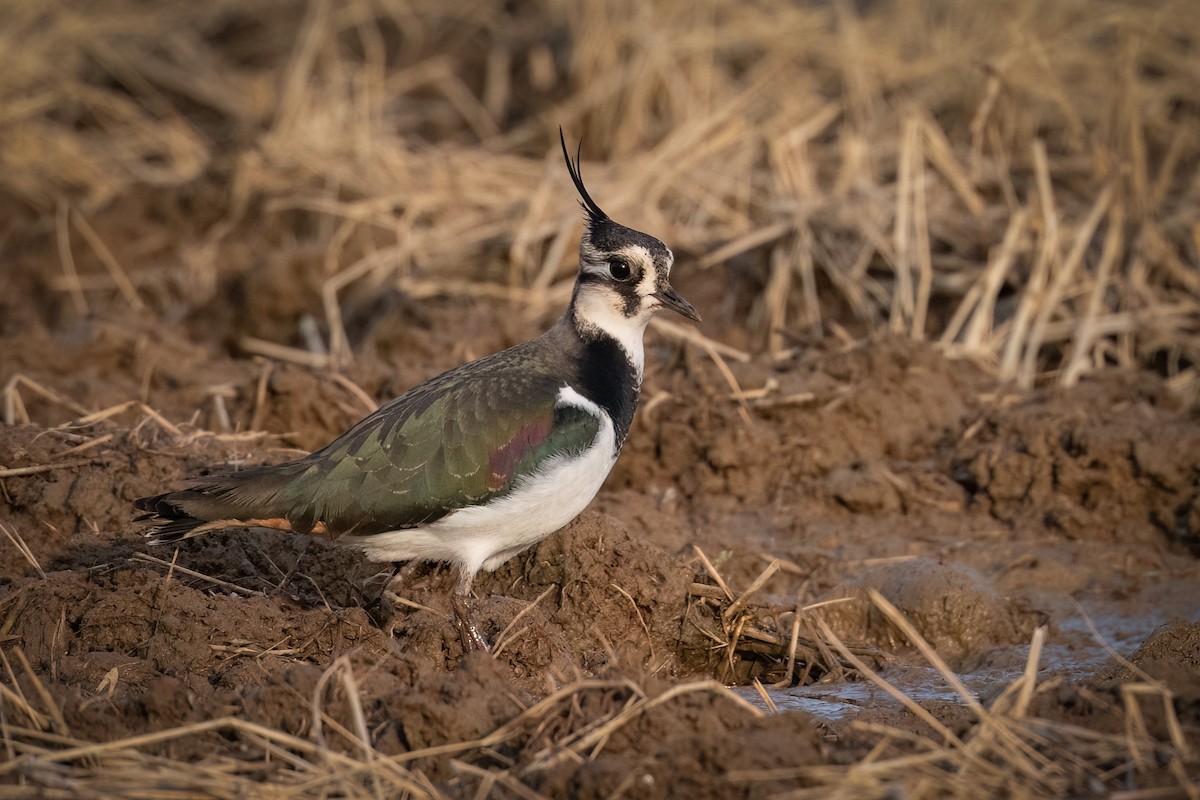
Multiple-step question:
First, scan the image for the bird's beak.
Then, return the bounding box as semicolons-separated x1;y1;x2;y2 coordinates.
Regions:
653;285;701;322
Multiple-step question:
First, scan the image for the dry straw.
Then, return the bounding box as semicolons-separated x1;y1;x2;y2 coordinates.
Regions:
1;0;1195;391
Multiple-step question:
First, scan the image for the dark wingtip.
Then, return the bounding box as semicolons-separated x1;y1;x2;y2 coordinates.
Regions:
559;126;609;226
132;493;163;513
133;491;187;517
133;491;202;542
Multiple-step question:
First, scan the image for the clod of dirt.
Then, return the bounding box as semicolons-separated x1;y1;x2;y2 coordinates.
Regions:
1115;618;1200;698
952;377;1200;554
822;463;904;513
383;652;524;763
531;690;825;800
817;558;1024;668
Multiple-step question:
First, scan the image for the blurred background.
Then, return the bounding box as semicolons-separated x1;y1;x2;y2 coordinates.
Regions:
1;0;1197;398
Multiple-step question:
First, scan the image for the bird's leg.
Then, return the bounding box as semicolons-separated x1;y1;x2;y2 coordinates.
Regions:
451;567;491;653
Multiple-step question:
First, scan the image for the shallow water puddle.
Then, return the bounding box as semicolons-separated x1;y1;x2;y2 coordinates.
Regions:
739;607;1190;722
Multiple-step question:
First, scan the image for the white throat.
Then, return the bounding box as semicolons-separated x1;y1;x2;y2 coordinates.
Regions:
571;288;648;380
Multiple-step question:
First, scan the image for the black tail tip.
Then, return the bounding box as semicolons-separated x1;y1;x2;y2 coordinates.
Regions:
141;517;205;544
133;492;205;543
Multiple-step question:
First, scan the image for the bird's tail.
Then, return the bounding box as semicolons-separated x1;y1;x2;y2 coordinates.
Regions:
134;461;313;544
133;490;227;543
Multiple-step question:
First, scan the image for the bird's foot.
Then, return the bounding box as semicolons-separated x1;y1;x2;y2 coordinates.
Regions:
377;587;403;636
371;561;428;634
451;592;491;653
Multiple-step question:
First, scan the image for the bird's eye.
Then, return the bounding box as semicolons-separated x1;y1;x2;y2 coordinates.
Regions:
607;259;632;281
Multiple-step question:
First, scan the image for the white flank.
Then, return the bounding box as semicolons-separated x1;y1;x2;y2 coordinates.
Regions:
344;385;617;575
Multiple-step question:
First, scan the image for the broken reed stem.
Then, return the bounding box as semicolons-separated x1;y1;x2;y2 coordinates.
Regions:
0;522;47;579
130;553;266;597
690;551;874;679
0;460;92;478
814;615;962;746
529;680;764;770
722;559;780;624
650;317;750;363
692;546;734;602
1008;625;1047;719
0;715;427;794
70;401;183;438
868;590;1055;783
1018;182;1115;388
920;110;986;218
751;678;779;714
452;760;546;800
764;247;793;357
326;659;378;782
70;208;145;311
56;433;114;457
795;225;822;336
698;222;791;269
4;375;90;423
1001;139;1058;379
12;648;69;737
241;336;331;369
771;599;805;689
1062;197;1124;386
696;339;754;426
55;199;87;315
910;118;933;342
945;207;1028;350
866;589;986;719
890;115;919;334
493;585;557;656
609;582;655;661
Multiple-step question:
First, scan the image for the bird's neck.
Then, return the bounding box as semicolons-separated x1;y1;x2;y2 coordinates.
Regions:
566;290;648;381
558;307;643;448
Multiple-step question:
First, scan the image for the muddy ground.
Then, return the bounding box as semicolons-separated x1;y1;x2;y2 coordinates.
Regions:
2;203;1199;796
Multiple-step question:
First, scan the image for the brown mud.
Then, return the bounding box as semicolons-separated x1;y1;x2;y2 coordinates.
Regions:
2;237;1198;796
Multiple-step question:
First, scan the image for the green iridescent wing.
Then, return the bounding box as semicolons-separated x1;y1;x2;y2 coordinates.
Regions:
262;368;600;535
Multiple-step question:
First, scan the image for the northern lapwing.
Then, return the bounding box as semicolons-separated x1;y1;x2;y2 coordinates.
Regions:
134;131;700;651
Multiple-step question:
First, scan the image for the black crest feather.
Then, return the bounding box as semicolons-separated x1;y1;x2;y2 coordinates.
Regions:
559;127;609;225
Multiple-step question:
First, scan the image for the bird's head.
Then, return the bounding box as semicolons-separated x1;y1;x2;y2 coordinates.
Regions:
560;131;700;344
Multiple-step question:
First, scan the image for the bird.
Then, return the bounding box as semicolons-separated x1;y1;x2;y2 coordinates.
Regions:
134;130;700;651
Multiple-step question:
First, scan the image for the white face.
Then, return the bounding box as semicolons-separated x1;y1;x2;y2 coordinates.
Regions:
571;240;675;378
576;242;674;326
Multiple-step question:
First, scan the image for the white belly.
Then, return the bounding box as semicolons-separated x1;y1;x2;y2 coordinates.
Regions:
342;387;617;575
